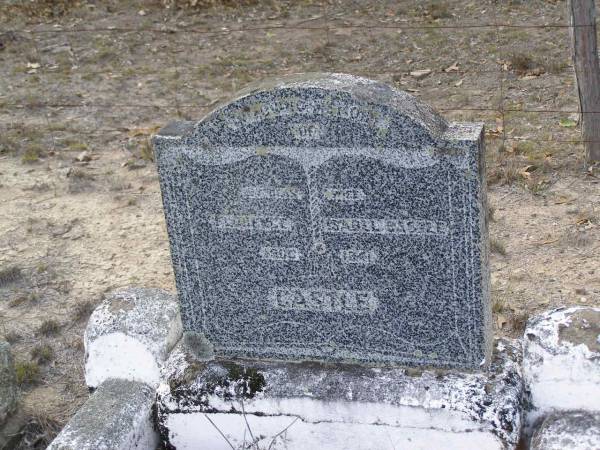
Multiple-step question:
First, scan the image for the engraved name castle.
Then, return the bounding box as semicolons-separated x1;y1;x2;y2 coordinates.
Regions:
154;73;492;369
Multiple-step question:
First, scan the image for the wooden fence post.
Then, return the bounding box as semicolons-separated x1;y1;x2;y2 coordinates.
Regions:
568;0;600;163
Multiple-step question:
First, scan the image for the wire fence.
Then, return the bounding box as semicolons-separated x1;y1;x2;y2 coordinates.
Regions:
0;1;596;156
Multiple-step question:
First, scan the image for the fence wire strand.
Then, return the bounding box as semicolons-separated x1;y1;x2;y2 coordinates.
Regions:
0;5;597;144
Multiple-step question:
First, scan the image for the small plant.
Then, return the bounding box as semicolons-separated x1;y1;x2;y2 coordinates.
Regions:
490;238;507;256
9;292;39;308
4;330;21;344
509;52;536;74
31;344;54;364
0;265;22;286
492;297;506;314
67;141;88;152
424;2;451;19
68;168;94;180
15;361;40;386
140;139;154;162
487;205;496;222
512;310;529;332
38;319;61;336
73;300;95;322
22;144;45;163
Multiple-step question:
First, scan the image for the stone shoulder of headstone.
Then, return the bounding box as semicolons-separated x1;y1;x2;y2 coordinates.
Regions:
153;72;490;369
157;339;522;449
153;73;483;150
530;411;600;450
84;287;182;388
0;340;18;425
47;379;157;450
523;306;600;425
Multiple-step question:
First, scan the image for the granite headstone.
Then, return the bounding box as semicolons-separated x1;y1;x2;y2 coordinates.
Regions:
153;73;491;369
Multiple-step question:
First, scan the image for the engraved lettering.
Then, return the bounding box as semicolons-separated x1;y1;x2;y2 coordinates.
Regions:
323;188;366;203
208;214;293;232
259;246;301;261
340;248;379;265
270;288;379;313
290;123;324;141
240;185;305;201
322;218;449;236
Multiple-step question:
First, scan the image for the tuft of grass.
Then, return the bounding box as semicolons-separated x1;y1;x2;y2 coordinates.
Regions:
512;310;529;332
509;52;536;73
15;361;40;386
490;238;507;256
73;300;95;322
424;2;451;19
31;344;54;364
0;265;22;286
4;330;21;344
67;141;88;152
37;319;61;336
67;167;95;193
18;412;62;449
488;205;496;222
22;144;45;163
108;176;131;192
488;153;520;186
9;292;39;308
492;296;506;314
139;139;154;162
68;168;94;180
163;0;259;10
4;0;79;19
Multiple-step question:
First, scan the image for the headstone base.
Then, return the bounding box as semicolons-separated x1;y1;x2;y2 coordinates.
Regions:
157;339;523;450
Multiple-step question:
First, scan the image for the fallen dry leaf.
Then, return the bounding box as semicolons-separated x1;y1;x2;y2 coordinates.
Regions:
454;79;463;87
410;69;432;80
444;62;459;73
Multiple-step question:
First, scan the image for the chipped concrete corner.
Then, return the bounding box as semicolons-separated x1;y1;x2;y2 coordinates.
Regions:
523;306;600;427
84;287;182;388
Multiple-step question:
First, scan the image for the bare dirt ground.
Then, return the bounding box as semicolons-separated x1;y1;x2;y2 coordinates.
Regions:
0;0;599;447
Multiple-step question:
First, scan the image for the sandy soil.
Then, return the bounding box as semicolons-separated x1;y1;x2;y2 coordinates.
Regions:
0;0;599;447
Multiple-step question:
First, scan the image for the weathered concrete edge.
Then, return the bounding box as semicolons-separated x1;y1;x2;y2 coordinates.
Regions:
157;338;523;447
48;378;157;450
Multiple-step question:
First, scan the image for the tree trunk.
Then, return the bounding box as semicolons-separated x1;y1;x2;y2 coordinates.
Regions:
568;0;600;163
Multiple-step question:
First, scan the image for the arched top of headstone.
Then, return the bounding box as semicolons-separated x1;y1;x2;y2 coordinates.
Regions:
156;73;481;152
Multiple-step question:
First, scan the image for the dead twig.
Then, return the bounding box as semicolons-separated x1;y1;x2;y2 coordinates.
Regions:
267;417;299;450
203;414;235;450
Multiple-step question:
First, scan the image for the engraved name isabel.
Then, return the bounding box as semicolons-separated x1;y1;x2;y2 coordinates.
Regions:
270;287;379;313
322;218;449;236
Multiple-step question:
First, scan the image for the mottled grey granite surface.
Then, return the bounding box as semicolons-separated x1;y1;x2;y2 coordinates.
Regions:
153;73;491;369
